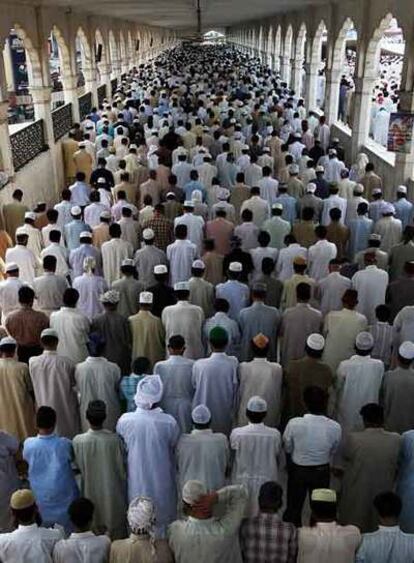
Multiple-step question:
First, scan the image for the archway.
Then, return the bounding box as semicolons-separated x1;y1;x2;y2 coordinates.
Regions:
75;27;92;94
274;26;282;73
294;23;307;97
48;26;71;110
282;25;293;85
267;26;273;68
311;20;328;110
331;17;357;126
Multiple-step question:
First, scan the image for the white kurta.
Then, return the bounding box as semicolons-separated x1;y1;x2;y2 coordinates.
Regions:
162;301;204;360
317;272;352;317
50;307;90;364
374;217;403;253
0;277;26;323
174;214;205;254
192;352;238;435
101;238;133;285
116;407;180;537
0;524;62;563
5;245;39;284
72;273;108;321
352;265;389;324
276;244;308;281
308;240;338;281
166;239;198;286
230;423;281;516
336;355;384;432
53;532;111;563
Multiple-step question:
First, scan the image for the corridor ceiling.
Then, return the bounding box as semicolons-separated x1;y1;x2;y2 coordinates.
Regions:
38;0;324;31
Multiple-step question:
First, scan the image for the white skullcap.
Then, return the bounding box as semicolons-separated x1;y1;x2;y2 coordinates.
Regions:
129;144;138;150
263;146;270;153
15;227;28;237
166;191;176;198
307;333;325;351
192;404;211;424
100;290;120;304
0;336;16;347
315;165;324;173
183;200;195;208
134;374;163;409
191;190;202;203
381;202;395;215
399;341;414;360
154;264;168;274
24;211;36;221
289;164;299;174
247;395;267;412
5;262;19;272
80;231;92;239
397;185;407;194
272;203;283;210
372;188;382;196
229;261;242;272
217;188;230;200
306;183;317;193
127;496;156;535
100;210;111;219
354;183;364;194
142;228;155;240
139;291;153;304
174;281;190;291
355;331;374;351
192;259;205;269
97;177;107;184
121;258;135;267
41;328;58;339
78;141;86;148
182;480;206;505
328;148;337;156
71;205;82;216
332;137;340;143
369;233;381;241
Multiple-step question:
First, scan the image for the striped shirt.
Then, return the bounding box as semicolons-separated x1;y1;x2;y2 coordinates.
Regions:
356;526;414;563
369;322;393;368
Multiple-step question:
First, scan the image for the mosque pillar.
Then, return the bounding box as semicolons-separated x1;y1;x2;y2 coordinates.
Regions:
324;67;341;125
0;62;14;178
62;73;81;123
305;61;318;113
82;63;98;108
292;58;303;96
280;56;290;84
30;86;60;196
350;75;376;161
393;90;414;186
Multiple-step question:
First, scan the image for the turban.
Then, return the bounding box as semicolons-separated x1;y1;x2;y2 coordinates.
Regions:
127;496;156;535
134;375;163;409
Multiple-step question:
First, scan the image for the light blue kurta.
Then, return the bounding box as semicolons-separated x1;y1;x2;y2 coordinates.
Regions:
397;430;414;533
238;302;281;362
154;356;195;433
116;407;179;537
216;280;250;321
394;198;413;230
23;434;79;530
348;217;374;259
192;353;239;435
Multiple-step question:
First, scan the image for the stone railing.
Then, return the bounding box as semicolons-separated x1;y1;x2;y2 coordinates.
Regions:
78;92;92;121
10;119;47;171
52;102;73;141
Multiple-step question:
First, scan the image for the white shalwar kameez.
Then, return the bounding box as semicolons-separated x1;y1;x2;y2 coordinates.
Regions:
50;307;90;364
72;273;108;321
230;423;282;516
352;265;389;324
162;301;204;360
116;407;179;537
167;239;198;286
101;238;133;285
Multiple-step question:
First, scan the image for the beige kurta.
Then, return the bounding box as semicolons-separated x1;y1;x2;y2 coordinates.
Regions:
188;277;215;318
62;138;79;182
0;358;36;440
110;536;173;563
73;150;93;180
2;202;28;242
202;251;224;286
73;429;127;539
129;310;165;369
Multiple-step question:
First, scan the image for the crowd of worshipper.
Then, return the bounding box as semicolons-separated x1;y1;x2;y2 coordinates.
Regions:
1;42;414;562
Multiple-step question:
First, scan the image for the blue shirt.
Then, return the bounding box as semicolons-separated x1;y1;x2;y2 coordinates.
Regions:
23;434;79;530
69;181;91;207
394;198;413;229
348;217;374;258
120;374;146;412
216;280;250;321
64;220;91;252
274;194;297;224
69;244;102;278
184;180;206;201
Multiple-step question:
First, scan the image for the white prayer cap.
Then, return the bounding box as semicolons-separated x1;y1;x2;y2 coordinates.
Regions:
289;164;299;174
191;189;202;203
129;143;138;150
192;404;211;424
80;231;92;239
397;185;407;194
311;489;337;503
315;165;324;173
183;200;195;208
192;259;205;270
166;191;176;198
332;137;340;143
328;148;337;156
100;290;120;304
272;203;283;210
355;331;374;351
134;374;163;409
234;131;242;140
154;264;168;274
24;211;36;221
41;328;58;339
71;205;82;216
306;183;317;193
307;333;325;351
177;146;187;154
142;228;155;241
139;292;153;304
369;233;381;241
262;146;271;153
354;183;364;194
229;261;242;272
127;496;156;535
217;187;230;200
5;262;19;273
182;480;206;505
121;258;135;267
0;336;16;347
78;141;86;148
399;341;414;360
15;227;28;237
97;177;107;184
247;395;267;413
372;188;382;196
174;281;190;291
381;202;395;215
100;210;111;219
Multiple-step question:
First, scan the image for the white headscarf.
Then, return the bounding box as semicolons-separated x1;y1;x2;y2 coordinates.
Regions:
127;496;156;556
134;375;163;409
353;152;369;180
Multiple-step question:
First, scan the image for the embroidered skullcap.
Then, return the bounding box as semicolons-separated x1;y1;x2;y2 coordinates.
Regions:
229;261;242;272
307;333;325;351
139;292;153;304
154;264;168;274
247;395;267;412
252;333;269;349
127;496;156;536
10;489;35;510
399;341;414;360
355;331;374;351
192;404;211;424
143;228;155;240
182;480;206;505
100;290;120;304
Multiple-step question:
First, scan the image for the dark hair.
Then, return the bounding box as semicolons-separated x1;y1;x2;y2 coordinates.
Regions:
258;231;270;247
109;223;121;238
63;288;79;307
46;208;59;222
329;208;342;221
296;282;311;301
373;492;402;519
175;224;187;238
375;304;390;323
168;335;186;350
242;209;253;222
68;498;94;529
214;298;229;313
302;207;314;221
18;286;35;304
258;481;283;511
246;409;266;424
315;225;327;239
36;406;56;429
360;403;384;426
303;386;328;415
310;499;337;521
43;255;57;271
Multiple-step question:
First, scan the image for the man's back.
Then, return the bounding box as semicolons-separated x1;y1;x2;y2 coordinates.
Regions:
53;532;110;563
0;524;62;563
356;526;414;563
298;522;360;563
